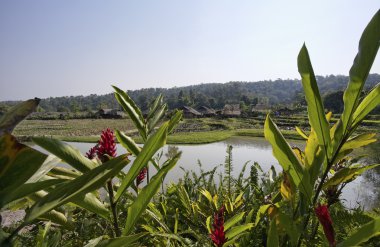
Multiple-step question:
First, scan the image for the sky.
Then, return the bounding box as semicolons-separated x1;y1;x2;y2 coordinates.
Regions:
0;1;379;100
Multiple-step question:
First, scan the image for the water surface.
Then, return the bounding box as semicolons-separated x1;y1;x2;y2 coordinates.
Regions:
34;136;378;209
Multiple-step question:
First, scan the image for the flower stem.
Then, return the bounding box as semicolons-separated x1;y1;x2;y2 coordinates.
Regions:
107;180;121;237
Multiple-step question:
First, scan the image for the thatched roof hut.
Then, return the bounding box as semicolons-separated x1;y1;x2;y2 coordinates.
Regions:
197;106;216;117
180;106;202;118
222;104;241;117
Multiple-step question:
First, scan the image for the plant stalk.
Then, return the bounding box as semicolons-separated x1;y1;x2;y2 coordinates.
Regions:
107;180;121;237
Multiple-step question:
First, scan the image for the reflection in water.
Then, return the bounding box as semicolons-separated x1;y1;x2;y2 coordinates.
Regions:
32;137;378;209
360;142;380;209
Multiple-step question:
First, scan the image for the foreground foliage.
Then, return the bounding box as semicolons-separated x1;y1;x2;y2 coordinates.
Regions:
1;9;380;247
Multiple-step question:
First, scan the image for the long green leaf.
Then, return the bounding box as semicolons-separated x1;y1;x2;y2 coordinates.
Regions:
38;209;74;230
115;130;159;171
115;122;169;202
93;233;147;247
305;129;325;186
112;85;146;140
295;126;308;139
264;115;311;200
298;44;330;153
0;134;47;192
0;98;40;135
147;94;163;121
71;192;110;220
24;154;129;223
168;110;183;134
337;217;380;247
225;223;254;240
32;137;96;173
352;83;380;127
48;166;81;180
0;179;65;209
255;204;271;226
224;212;245;231
36;221;51;247
26;155;61;183
341;10;380;132
123;152;181;235
340;133;377;153
323;164;379;188
147;104;167;134
267;219;279;247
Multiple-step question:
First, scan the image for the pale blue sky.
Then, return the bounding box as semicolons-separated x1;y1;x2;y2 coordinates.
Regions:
0;1;379;100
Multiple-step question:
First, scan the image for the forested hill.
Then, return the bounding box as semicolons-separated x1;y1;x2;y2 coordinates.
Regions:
2;74;379;112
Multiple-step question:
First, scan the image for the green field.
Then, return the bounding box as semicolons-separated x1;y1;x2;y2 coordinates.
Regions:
13;116;379;144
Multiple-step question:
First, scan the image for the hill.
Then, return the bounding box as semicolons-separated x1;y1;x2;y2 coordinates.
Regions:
1;74;379;113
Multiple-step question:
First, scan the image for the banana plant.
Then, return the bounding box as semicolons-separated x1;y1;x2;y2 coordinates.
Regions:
263;9;380;246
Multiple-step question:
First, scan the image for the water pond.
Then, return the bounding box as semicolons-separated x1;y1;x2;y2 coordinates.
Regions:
35;136;379;210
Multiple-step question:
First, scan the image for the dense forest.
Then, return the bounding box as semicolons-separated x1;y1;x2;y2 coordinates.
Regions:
1;74;379;113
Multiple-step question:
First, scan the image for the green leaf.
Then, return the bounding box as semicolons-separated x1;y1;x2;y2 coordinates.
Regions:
341;10;380;132
147;94;163;121
112;85;146;140
305;129;325;186
27;155;61;183
337;217;380;247
71;192;110;220
323;164;379;188
38;209;74;230
48;167;81;180
115;130;159;170
298;44;330;153
32;137;96;173
0;179;65;209
115;122;169;202
224;212;245;231
36;221;51;247
200;189;213;204
0;98;40;135
225;223;254;240
115;130;141;156
352;83;380;127
84;236;103;247
123;152;181;235
206;216;212;233
340;133;377;153
277;211;299;246
264;115;311;200
147;104;167;134
96;233;148;247
168;110;183;134
267;219;279;247
295;126;308;139
24;154;129;223
0;134;47;192
255;204;271;226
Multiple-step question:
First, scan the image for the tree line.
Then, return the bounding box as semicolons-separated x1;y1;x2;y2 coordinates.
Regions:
1;74;379;113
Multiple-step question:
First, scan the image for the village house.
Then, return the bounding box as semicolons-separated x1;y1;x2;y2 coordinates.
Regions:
222;104;241;117
251;103;269;113
180;106;202;118
197;106;216;117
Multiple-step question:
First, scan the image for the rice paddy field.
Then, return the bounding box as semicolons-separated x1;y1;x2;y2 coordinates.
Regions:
13;116;380;144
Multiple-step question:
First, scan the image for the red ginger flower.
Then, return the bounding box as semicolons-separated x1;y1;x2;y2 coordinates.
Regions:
136;167;147;186
315;204;336;247
96;128;117;163
86;145;98;159
210;206;227;247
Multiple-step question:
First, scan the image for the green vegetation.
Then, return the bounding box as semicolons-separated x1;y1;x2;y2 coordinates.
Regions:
1;10;380;247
